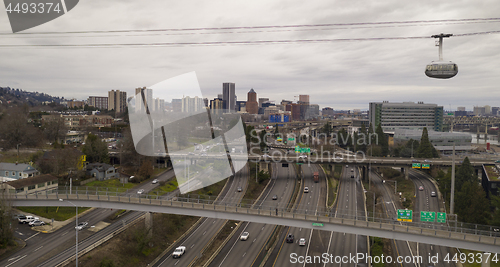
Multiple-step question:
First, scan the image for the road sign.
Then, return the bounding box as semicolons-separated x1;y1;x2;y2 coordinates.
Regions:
295;146;311;153
420;211;436;222
412;163;421;169
312;223;324;227
397;209;413;222
437;212;446;223
422;164;430;169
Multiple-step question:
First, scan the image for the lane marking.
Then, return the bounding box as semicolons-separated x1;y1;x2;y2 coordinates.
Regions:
5;255;26;267
34;246;43;252
24;232;40;241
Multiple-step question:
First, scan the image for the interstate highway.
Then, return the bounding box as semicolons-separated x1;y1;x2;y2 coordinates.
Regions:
208;163;297;267
155;165;249;267
268;164;326;267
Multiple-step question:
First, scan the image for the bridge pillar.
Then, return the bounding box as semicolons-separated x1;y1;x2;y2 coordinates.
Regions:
405;167;409;180
145;212;153;239
361;166;367;181
259;162;269;174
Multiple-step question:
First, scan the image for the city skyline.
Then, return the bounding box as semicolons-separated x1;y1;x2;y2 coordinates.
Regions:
1;1;500;111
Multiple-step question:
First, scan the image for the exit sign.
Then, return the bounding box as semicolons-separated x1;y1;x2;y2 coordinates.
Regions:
312;223;324;227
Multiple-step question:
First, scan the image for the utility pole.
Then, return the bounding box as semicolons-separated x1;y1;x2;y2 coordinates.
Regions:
450;144;456;214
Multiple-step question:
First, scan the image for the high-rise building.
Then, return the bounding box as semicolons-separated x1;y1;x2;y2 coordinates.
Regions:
153;98;165;113
485;105;492;114
298;95;309;104
492;107;499;116
181;96;205;113
246;88;258;114
369;101;444;132
108;90;127;113
222;83;236;112
457;107;466;111
88;96;108;110
473;106;486;116
210;97;225;113
172;99;182;113
259;98;269;108
134;87;153;113
322;107;334;117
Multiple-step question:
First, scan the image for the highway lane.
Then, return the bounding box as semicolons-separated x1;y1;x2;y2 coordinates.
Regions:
1;169;176;267
410;169;457;267
371;171;417;267
208;163;296;267
156;165;249;267
269;164;324;267
324;165;367;267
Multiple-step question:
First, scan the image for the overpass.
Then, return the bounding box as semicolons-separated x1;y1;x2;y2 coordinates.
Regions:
7;192;500;253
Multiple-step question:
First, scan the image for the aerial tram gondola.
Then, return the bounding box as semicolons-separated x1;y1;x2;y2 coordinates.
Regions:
425;33;458;79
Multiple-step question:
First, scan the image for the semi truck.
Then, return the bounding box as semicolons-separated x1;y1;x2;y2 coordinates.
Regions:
313;172;319;183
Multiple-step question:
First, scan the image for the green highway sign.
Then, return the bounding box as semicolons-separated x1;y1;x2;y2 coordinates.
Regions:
412;163;421;169
422;164;430;169
312;223;324;227
397;209;413;222
420;211;436;222
437;212;446;223
288;137;295;141
295;146;311;153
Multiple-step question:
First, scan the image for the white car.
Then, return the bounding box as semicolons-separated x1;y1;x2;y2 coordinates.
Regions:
152;179;158;184
240;232;250;241
304;187;309;193
18;215;39;224
172;246;186;258
29;220;45;226
299;238;306;246
137;189;145;194
75;222;88;230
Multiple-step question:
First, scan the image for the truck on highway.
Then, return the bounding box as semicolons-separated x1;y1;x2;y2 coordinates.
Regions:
313;172;319;183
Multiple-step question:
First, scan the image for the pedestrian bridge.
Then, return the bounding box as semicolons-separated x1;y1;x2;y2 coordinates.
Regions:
8;193;500;253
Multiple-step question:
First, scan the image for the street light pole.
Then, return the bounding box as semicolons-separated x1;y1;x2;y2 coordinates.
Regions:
60;199;78;267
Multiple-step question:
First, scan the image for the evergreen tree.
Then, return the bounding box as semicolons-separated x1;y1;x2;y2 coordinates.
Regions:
416;127;438;158
368;123;376;145
357;123;368;152
82;133;110;163
455;157;475;192
375;124;388;156
455;181;490;224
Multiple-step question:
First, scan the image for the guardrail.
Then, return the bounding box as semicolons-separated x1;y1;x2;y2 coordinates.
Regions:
8;188;500;242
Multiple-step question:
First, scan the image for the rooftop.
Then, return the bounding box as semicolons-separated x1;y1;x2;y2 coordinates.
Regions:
6;174;58;189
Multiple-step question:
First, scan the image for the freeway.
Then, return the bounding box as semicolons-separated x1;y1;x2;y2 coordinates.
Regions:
155;164;249;267
370;170;419;267
268;164;325;267
208;163;297;267
410;169;457;267
1;169;176;267
323;165;368;267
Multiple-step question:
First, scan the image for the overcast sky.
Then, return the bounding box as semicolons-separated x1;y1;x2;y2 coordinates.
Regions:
1;0;499;111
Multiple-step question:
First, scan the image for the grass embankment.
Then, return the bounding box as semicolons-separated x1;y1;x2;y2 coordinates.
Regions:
192;220;240;266
17;206;91;221
378;167;415;210
323;164;341;207
148;180;178;197
73;214;199;267
240;163;270;207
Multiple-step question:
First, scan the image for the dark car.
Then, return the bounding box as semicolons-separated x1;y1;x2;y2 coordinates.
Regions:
286;234;294;243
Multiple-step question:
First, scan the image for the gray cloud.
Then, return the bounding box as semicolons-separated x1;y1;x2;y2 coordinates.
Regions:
0;0;499;111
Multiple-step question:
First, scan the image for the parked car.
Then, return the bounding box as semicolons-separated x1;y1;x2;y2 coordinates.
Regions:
286;234;294;243
18;215;38;224
172;246;186;258
431;191;437;197
304;187;309;193
240;232;250;241
75;222;88;230
419;186;424;191
299;238;306;246
29;220;46;226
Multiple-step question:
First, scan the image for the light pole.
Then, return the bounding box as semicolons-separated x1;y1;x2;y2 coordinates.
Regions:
59;199;78;267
